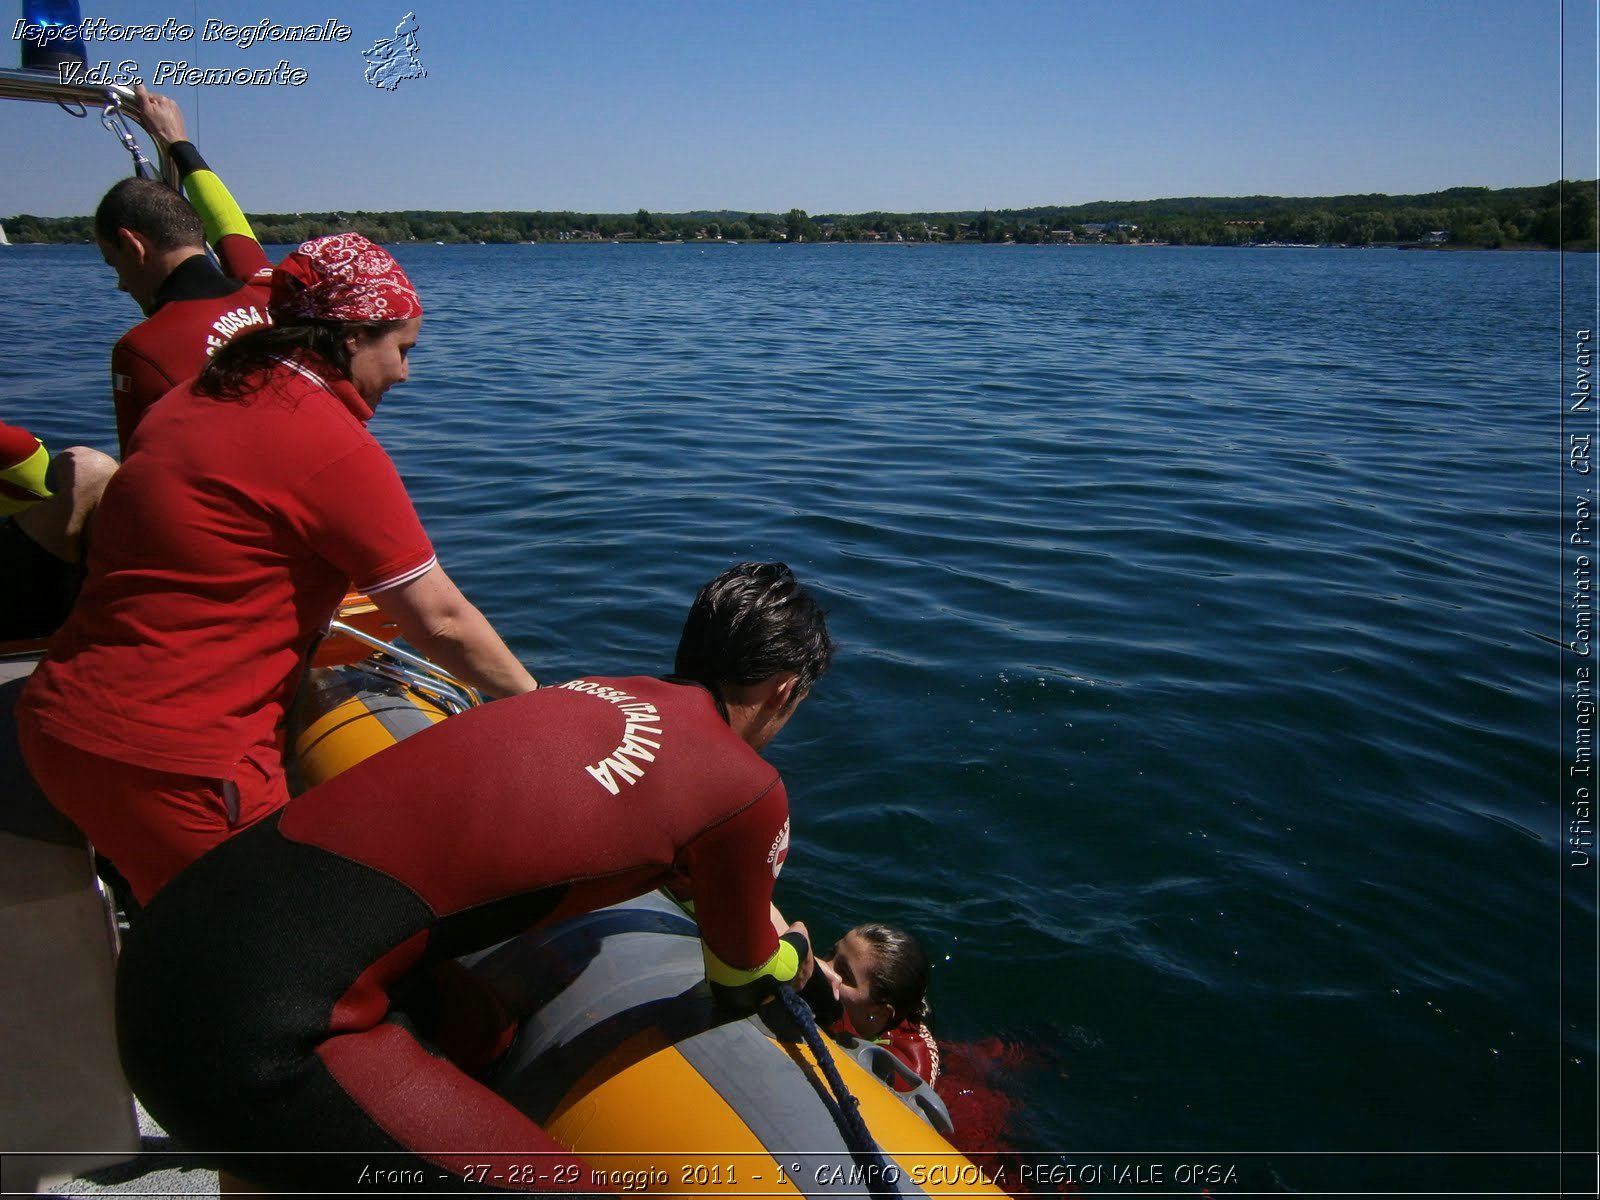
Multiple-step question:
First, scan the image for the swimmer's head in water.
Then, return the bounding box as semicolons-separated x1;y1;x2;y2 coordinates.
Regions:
828;923;930;1040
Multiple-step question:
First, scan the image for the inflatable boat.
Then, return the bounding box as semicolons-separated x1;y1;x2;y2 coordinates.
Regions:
0;32;1003;1190
471;891;992;1199
294;659;1004;1199
0;606;467;1192
5;639;1003;1196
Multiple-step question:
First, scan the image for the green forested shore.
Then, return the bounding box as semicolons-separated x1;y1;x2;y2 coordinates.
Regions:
7;180;1596;249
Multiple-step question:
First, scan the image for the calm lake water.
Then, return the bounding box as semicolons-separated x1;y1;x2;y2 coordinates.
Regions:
1;241;1590;1196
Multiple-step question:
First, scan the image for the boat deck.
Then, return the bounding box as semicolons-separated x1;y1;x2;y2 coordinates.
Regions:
0;655;218;1195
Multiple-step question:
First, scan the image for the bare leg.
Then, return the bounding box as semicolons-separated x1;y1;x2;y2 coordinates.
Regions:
13;446;116;563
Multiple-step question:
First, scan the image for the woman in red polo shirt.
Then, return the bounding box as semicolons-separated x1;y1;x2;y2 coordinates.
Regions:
18;235;537;904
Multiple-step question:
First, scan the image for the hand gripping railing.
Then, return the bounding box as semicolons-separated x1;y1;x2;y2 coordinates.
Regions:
0;66;174;185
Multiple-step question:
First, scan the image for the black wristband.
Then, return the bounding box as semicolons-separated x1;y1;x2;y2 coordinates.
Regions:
166;140;208;178
779;929;810;972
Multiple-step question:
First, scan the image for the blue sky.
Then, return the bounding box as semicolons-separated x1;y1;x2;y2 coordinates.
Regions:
1;0;1595;217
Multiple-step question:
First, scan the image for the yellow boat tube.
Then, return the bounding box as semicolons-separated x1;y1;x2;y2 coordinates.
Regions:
474;890;1006;1198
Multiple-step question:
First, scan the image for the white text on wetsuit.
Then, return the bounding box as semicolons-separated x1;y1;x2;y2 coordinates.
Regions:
205;305;267;355
560;681;665;795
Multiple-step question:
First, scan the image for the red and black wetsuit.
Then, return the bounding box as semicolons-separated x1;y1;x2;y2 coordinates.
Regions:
115;676;805;1192
110;141;272;452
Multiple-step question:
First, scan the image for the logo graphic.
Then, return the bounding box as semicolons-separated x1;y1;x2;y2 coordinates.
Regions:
767;818;790;878
362;11;424;91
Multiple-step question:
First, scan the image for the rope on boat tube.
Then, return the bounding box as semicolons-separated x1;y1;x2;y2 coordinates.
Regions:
774;984;901;1199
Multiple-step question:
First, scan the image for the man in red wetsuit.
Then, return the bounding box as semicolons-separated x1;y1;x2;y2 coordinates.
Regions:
115;562;834;1193
96;87;271;452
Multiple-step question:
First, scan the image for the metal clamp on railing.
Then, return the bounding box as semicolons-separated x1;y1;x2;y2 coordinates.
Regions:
0;67;176;185
100;93;157;179
325;620;482;715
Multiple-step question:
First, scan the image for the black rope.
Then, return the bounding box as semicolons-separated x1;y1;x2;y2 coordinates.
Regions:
774;984;901;1199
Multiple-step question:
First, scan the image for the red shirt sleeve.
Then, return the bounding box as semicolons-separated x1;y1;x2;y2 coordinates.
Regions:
293;441;435;593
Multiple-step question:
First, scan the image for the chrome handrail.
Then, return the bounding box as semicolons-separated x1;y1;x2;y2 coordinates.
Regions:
0;66;175;185
326;621;483;714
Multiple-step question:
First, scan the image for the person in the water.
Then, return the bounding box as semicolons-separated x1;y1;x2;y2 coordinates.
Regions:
819;920;1048;1197
95;86;272;453
112;562;832;1193
821;921;942;1090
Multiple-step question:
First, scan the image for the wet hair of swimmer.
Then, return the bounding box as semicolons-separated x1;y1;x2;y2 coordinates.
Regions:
193;319;397;402
847;923;933;1026
674;562;835;711
95;177;205;252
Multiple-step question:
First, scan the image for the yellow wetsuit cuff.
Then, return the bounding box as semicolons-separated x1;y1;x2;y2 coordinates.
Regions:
703;934;802;991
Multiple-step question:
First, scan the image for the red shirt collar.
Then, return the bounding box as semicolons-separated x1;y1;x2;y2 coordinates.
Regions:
270;354;375;423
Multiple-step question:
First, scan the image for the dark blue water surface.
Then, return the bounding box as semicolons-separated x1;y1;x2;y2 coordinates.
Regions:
2;242;1590;1195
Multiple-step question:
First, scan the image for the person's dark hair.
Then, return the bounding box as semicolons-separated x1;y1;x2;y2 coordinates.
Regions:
674;562;834;707
192;319;394;401
94;177;205;251
852;923;932;1026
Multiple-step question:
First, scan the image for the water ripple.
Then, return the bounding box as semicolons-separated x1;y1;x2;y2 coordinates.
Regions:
0;243;1564;1184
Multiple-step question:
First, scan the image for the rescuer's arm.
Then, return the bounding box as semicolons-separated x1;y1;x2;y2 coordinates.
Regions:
137;86;271;283
680;785;814;1010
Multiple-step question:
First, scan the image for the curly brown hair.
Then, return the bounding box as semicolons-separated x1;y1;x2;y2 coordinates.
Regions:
193;319;397;401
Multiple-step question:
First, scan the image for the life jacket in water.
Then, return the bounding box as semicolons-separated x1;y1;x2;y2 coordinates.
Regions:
828;1011;941;1091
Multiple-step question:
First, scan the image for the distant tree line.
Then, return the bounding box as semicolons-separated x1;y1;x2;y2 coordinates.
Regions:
6;181;1596;250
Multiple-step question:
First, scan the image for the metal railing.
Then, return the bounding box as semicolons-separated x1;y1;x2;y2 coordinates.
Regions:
0;66;175;185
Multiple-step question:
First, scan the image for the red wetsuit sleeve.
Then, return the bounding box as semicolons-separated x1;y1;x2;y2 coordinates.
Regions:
216;232;272;287
0;420;43;468
0;422;50;512
294;441;436;594
678;779;797;1010
111;338;184;454
170;140;272;286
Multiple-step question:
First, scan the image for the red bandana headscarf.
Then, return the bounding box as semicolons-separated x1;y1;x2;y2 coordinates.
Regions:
270;233;423;324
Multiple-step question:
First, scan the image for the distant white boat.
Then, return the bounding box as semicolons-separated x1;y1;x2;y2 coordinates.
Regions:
0;223;10;247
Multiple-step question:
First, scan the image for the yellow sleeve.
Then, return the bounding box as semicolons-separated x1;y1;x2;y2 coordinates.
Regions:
0;440;51;517
169;141;258;246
